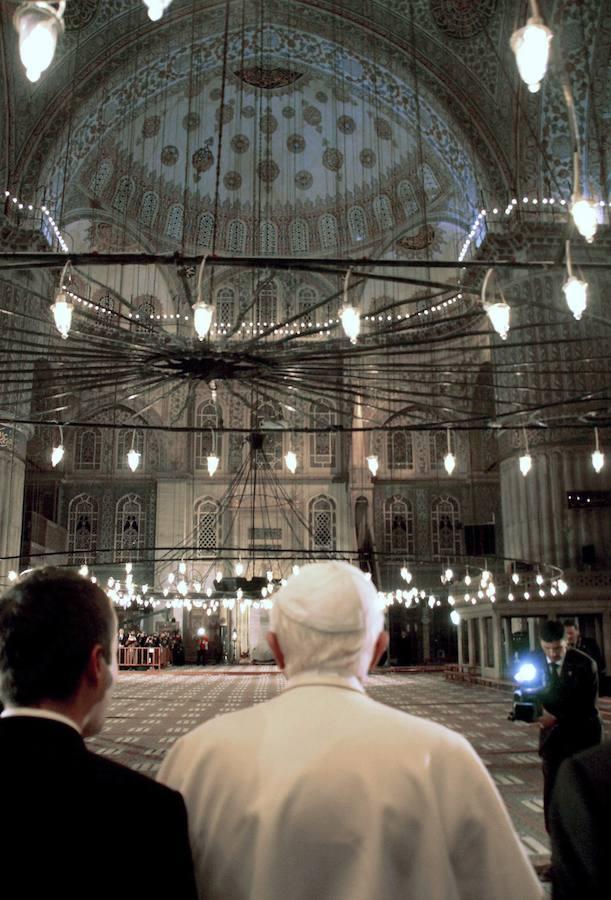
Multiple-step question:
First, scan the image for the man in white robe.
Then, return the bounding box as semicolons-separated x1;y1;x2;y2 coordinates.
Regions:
158;561;542;900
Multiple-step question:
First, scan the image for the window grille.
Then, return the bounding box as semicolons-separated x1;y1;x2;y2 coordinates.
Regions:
195;498;219;554
132;297;156;333
373;195;394;229
387;429;414;470
75;428;102;471
112;176;135;214
256;402;282;469
115;493;146;562
165;204;184;241
318;213;339;250
384;496;414;555
309;496;336;551
397;180;419;218
194;401;221;470
429;432;448;471
89;159;113;198
255;281;278;324
227;219;247;254
196;213;215;248
260;221;278;255
290;219;309;253
216;287;235;327
309;402;336;467
139;191;159;228
348;206;368;243
68;494;98;563
431;496;462;557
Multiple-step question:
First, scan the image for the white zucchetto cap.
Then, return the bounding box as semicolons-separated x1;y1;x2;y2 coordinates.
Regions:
273;561;382;634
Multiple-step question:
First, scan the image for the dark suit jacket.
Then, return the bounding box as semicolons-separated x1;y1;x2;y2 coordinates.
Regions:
0;716;197;900
536;648;602;762
550;740;611;900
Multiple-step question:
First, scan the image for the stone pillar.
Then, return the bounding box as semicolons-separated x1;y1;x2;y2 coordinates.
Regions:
457;621;464;665
0;422;33;584
527;617;537;652
421;605;431;662
467;618;475;666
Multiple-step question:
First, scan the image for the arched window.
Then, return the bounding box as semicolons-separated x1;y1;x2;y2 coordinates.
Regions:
74;428;102;471
387;429;414;470
115;493;146;562
195;497;220;555
68;494;98;563
196;212;215;247
290;218;309;253
227;219;247;254
112;176;135;215
348;206;368;243
297;285;317;318
397;180;419;218
260;221;278;255
194;400;221;470
165;204;184;241
309;401;336;468
429;432;449;471
139;191;159;228
216;286;235;327
256;401;282;470
419;162;441;201
318;213;339;250
373;195;394;229
309;496;336;552
384;496;414;556
94;291;116;329
89;159;113;198
117;427;145;471
431;496;462;557
255;281;278;324
132;296;157;333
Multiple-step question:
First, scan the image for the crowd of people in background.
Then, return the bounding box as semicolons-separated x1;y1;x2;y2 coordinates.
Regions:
117;627;185;666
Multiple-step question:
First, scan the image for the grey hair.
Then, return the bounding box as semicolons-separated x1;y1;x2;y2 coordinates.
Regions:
269;603;383;681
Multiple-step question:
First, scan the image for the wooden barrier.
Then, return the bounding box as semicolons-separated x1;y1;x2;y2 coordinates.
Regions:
117;646;170;670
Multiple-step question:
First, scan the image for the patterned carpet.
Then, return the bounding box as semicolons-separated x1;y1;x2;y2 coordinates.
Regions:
89;667;611;883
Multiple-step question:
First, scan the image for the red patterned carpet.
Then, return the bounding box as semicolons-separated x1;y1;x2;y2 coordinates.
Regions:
89;667;611;883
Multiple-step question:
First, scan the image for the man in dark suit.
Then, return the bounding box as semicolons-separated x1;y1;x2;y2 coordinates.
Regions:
562;618;605;688
0;567;197;900
535;620;602;831
549;740;611;899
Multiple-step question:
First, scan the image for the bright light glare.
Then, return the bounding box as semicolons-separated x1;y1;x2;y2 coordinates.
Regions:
444;451;456;475
127;448;141;472
450;610;461;626
571;198;598;243
366;454;379;476
51;444;64;467
284;449;297;473
51;290;73;339
515;662;537;684
206;453;219;477
340;305;360;343
510;20;552;93
592;449;604;473
193;301;214;340
563;276;588;320
519;453;532;476
485;300;510;340
14;7;63;83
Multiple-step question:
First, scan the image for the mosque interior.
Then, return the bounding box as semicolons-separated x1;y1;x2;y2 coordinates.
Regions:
0;0;610;679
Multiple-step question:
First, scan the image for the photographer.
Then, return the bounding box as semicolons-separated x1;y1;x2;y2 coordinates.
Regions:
535;620;602;832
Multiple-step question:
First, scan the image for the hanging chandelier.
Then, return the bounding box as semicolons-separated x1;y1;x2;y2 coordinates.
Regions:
13;2;65;83
510;1;552;94
193;255;214;341
143;0;173;21
481;268;511;341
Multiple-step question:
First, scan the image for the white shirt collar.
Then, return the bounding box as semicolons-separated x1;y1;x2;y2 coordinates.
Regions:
283;671;366;694
0;707;81;734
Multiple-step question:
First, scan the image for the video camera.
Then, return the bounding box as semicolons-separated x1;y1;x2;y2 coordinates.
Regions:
508;660;545;723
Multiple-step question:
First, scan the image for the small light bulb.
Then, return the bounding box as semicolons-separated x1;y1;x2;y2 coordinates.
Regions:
563;275;588;320
215;571;222;583
519;453;532;476
592;449;604;473
292;564;300;576
144;0;173;22
8;570;18;582
444;567;453;582
512;572;520;584
464;574;471;586
51;443;64;467
510;17;553;93
450;610;461;626
443;451;456;475
127;448;141;471
284;449;297;473
193;300;214;340
78;564;89;577
367;455;379;476
571;198;598;243
51;289;73;339
235;560;244;576
207;453;219;477
340;304;361;343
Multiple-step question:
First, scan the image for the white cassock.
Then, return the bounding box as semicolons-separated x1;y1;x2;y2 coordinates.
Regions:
158;673;543;900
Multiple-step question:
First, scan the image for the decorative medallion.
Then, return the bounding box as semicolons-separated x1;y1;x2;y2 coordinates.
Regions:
259;111;278;134
234;66;303;89
186;81;204;99
161;145;179;166
374;117;393;140
142;116;161;138
231;134;250;154
257;158;280;183
192;143;214;182
64;0;98;30
295;170;313;190
241;105;255;118
430;0;497;39
396;224;436;251
287;134;306;154
316;91;329;103
322;148;344;172
210;87;222;101
282;106;296;119
182;112;200;131
333;86;352;102
337;115;356;135
224;171;242;191
216;103;234;127
359;148;376;168
303;105;322;127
